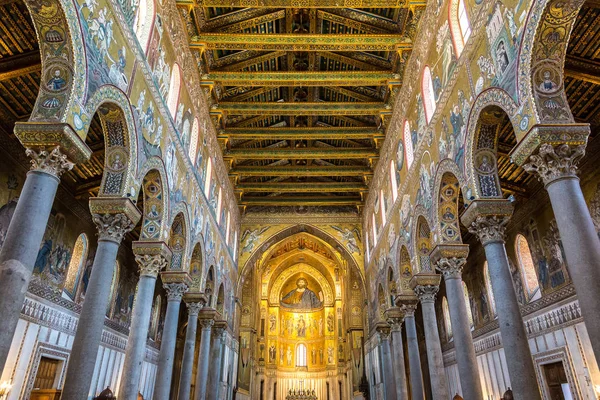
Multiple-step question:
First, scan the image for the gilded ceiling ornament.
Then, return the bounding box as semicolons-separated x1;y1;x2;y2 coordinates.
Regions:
25;146;74;178
92;213;136;243
522;143;585;186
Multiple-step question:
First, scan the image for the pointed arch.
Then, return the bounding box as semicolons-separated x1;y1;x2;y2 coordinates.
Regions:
169;213;187;270
515;234;540;302
167;64;182;117
189;117;200;163
415;215;433;273
398;245;413;294
216;283;225;314
449;0;471;56
62;233;89;300
133;0;155;53
403;120;414;168
189;241;204;291
421;66;436;124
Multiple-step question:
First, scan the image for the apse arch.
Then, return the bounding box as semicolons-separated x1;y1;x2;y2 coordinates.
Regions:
269;263;334;307
237;224;366;299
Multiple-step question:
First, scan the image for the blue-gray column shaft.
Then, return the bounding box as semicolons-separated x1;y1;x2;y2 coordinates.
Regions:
484;241;541;400
379;332;397;400
177;304;200;400
404;313;425;400
207;330;225;400
194;320;214;399
546;178;600;362
62;239;121;399
390;328;408;399
444;273;483;399
118;274;157;400
153;293;183;399
420;298;449;399
0;170;60;373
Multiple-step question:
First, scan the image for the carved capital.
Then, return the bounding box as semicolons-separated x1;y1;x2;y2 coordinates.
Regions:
199;318;215;330
89;198;141;243
25;146;74;178
186;302;204;317
468;215;509;245
375;323;391;340
400;303;418;317
413;284;439;303
384;307;405;332
434;257;466;280
164;282;189;302
92;213;136;243
135;254;168;277
523;143;585;186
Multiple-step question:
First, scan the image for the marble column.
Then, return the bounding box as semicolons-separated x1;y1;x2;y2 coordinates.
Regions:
376;323;397;400
462;199;541;400
0;142;79;372
153;273;190;400
523;140;600;362
385;307;409;400
208;321;227;400
410;273;449;400
194;309;216;400
401;300;425;400
177;293;206;400
431;244;483;400
62;198;141;399
118;242;171;400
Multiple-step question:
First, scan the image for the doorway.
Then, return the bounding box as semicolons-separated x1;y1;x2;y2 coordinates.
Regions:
542;361;573;400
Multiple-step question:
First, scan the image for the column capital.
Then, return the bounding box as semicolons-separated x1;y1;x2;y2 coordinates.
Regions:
89;198;141;243
394;294;419;314
133;241;172;277
213;320;228;338
14;121;92;167
410;273;441;304
461;199;513;245
25;146;75;179
163;282;189;302
384;307;405;332
186;301;204;317
430;244;469;280
184;292;208;308
509;123;589;167
375;323;391;340
523;143;586;186
199;318;215;330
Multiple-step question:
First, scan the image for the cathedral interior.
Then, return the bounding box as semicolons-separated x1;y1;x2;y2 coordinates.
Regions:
0;0;600;398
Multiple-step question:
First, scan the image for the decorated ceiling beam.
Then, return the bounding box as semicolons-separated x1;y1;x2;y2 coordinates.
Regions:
0;51;41;81
316;51;381;71
220;127;384;140
216;102;388;116
236;182;368;193
239;196;363;206
565;55;600;86
224;147;379;159
218;51;286;72
203;71;401;86
229;165;373;177
184;0;422;7
224;87;278;102
316;10;389;33
191;34;411;52
218;10;286;33
324;86;380;102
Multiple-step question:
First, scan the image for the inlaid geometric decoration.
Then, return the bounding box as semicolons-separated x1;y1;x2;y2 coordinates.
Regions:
416;216;432;272
169;213;186;270
142;170;163;239
438;173;461;243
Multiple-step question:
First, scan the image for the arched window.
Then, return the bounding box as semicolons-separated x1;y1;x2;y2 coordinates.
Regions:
422;66;436;124
389;160;398;202
371;214;377;241
189;118;199;162
379;190;386;226
515;234;540;301
449;0;471;56
403;120;414;168
149;295;161;341
484;261;496;316
133;0;155;52
63;233;88;301
296;343;307;367
167;64;181;118
107;261;120;317
462;281;474;329
216;187;223;223
442;296;452;340
204;158;212;197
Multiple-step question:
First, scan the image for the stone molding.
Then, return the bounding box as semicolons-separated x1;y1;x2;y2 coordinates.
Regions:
89;198;141;243
523;143;586;186
164;282;189;302
25;146;74;178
